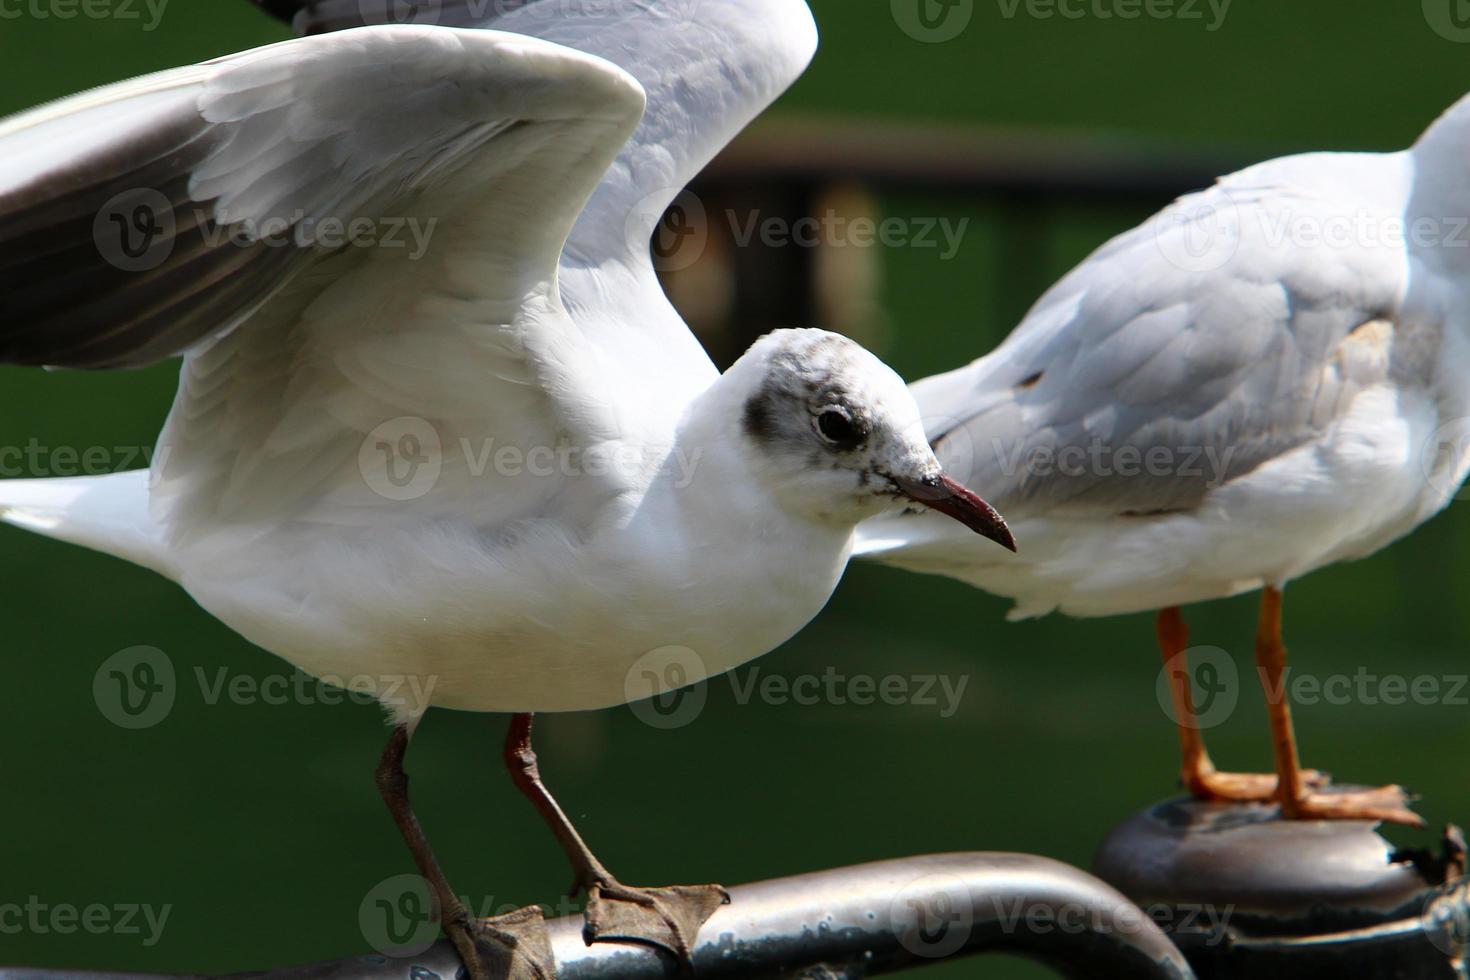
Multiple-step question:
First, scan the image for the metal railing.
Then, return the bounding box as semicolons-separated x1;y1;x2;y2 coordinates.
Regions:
0;853;1195;980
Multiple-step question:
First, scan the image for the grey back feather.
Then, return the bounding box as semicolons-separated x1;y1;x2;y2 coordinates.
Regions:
917;152;1430;518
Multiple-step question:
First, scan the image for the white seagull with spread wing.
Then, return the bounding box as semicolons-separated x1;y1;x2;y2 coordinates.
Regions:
0;2;1014;975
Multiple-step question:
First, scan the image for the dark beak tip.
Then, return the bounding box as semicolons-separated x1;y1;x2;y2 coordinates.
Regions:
902;472;1017;554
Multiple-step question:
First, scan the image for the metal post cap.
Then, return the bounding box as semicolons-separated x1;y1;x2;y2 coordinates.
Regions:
1094;794;1468;979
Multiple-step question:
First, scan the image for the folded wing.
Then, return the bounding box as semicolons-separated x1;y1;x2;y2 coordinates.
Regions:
911;154;1420;518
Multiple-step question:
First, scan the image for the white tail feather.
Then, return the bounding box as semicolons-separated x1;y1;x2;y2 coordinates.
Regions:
0;470;171;577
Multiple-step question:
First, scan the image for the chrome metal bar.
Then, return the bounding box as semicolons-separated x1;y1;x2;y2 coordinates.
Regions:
1;853;1194;980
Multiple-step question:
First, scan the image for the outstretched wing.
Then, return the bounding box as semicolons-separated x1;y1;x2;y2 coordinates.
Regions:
0;26;647;538
248;0;821;414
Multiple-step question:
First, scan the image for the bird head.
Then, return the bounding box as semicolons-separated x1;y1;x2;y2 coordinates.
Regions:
730;328;1014;551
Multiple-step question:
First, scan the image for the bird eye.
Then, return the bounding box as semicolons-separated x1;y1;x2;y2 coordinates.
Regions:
816;406;863;448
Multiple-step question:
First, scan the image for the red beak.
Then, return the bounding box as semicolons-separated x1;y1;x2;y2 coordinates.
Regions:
895;473;1016;553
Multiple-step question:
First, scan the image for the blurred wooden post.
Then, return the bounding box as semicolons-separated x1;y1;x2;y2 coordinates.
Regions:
669;116;1249;361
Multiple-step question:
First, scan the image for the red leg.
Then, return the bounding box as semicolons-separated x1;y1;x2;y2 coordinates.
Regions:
376;724;552;980
1254;588;1422;826
503;713;727;966
1157;607;1321;801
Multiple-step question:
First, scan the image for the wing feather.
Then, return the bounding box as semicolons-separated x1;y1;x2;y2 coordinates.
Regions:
0;25;648;541
244;0;821;420
916;154;1420;517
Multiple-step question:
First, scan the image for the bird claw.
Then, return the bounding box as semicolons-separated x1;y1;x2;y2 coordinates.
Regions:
469;905;556;980
1284;784;1425;828
1186;767;1329;802
582;879;730;966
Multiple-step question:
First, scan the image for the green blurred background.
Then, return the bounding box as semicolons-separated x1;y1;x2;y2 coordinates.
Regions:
1;3;1468;977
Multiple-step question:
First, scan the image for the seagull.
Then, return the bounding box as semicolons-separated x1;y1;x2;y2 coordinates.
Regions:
856;89;1470;829
0;6;1015;978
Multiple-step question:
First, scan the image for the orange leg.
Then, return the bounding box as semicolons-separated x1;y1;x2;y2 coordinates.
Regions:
1254;587;1423;826
1156;607;1319;801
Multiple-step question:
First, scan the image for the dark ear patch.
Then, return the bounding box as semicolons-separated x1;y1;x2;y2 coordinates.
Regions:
743;390;777;443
